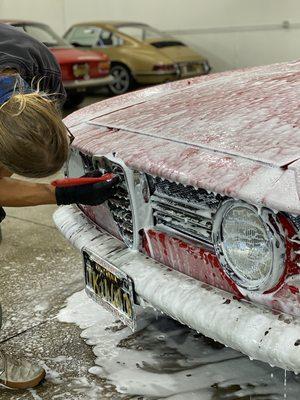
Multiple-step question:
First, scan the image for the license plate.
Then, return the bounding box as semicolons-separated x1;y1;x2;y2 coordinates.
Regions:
83;249;136;330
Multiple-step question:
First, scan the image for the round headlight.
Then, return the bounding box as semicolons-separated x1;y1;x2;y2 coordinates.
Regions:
212;201;285;292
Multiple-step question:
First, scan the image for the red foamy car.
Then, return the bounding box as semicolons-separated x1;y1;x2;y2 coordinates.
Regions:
54;61;300;372
3;21;113;106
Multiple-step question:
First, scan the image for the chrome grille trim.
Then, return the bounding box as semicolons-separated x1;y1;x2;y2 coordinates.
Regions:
150;177;221;245
106;165;134;247
92;155;154;250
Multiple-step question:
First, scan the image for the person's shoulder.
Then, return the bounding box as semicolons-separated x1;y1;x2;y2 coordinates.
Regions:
0;23;17;32
0;23;30;39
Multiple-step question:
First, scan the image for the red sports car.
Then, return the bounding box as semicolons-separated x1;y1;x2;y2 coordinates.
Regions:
55;61;300;373
3;21;113;106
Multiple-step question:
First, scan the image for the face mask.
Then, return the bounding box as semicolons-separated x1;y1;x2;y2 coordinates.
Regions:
0;75;33;105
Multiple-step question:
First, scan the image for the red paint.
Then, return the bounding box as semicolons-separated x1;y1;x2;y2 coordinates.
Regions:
252;214;300;316
289;286;299;295
138;215;300;316
53;48;110;81
142;229;242;297
279;214;300;276
264;214;300;294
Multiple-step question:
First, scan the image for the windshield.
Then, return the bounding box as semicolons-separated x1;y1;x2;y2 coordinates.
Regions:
117;24;169;42
14;23;69;48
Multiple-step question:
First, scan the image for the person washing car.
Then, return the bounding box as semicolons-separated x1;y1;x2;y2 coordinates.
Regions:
0;23;118;390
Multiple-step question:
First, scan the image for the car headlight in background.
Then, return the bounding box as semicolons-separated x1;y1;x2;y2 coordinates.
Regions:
212;200;285;292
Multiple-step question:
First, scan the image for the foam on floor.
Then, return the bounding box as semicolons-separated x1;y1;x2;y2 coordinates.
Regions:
57;290;300;399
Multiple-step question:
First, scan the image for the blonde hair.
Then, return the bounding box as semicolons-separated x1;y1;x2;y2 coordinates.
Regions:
0;89;69;178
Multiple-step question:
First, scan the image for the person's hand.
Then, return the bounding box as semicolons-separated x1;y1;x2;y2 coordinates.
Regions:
54;175;119;206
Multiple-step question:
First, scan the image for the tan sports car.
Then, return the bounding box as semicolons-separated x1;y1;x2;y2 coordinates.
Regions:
64;22;211;95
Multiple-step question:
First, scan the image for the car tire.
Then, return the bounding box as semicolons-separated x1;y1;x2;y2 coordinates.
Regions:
108;64;134;95
64;92;86;108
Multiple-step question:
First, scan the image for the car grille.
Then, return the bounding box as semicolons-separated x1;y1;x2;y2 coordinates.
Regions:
107;164;134;247
150;177;221;245
70;152;222;248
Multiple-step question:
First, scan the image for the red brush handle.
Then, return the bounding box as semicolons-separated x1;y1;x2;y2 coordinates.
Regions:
52;173;116;188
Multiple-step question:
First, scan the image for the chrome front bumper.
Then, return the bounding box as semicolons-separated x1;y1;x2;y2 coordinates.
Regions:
63;75;114;90
53;205;300;373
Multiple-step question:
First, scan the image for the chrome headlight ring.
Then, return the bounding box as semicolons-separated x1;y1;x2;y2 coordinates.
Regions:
212;200;286;292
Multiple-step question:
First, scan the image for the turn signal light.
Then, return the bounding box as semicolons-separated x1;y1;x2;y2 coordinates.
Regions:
98;61;110;72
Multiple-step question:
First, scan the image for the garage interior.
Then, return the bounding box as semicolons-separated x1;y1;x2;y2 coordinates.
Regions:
0;0;300;399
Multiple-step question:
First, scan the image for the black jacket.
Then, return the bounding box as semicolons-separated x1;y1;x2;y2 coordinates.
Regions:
0;24;66;101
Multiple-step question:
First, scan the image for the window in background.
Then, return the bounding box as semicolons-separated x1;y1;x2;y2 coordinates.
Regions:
98;30;123;47
66;27;123;48
22;24;67;47
117;25;167;41
66;26;100;47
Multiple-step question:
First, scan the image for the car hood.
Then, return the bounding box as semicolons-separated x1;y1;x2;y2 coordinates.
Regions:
51;47;102;63
64;61;300;214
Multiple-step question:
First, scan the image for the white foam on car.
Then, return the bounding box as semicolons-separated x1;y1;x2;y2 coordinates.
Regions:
54;205;300;373
57;290;300;399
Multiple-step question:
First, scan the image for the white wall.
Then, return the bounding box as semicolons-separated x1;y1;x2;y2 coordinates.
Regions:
0;0;300;72
0;0;64;35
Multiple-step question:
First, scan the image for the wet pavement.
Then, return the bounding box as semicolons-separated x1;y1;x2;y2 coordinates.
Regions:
0;96;299;399
58;290;300;400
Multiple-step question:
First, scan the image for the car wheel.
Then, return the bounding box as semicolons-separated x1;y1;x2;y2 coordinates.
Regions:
64;92;86;108
108;64;134;95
